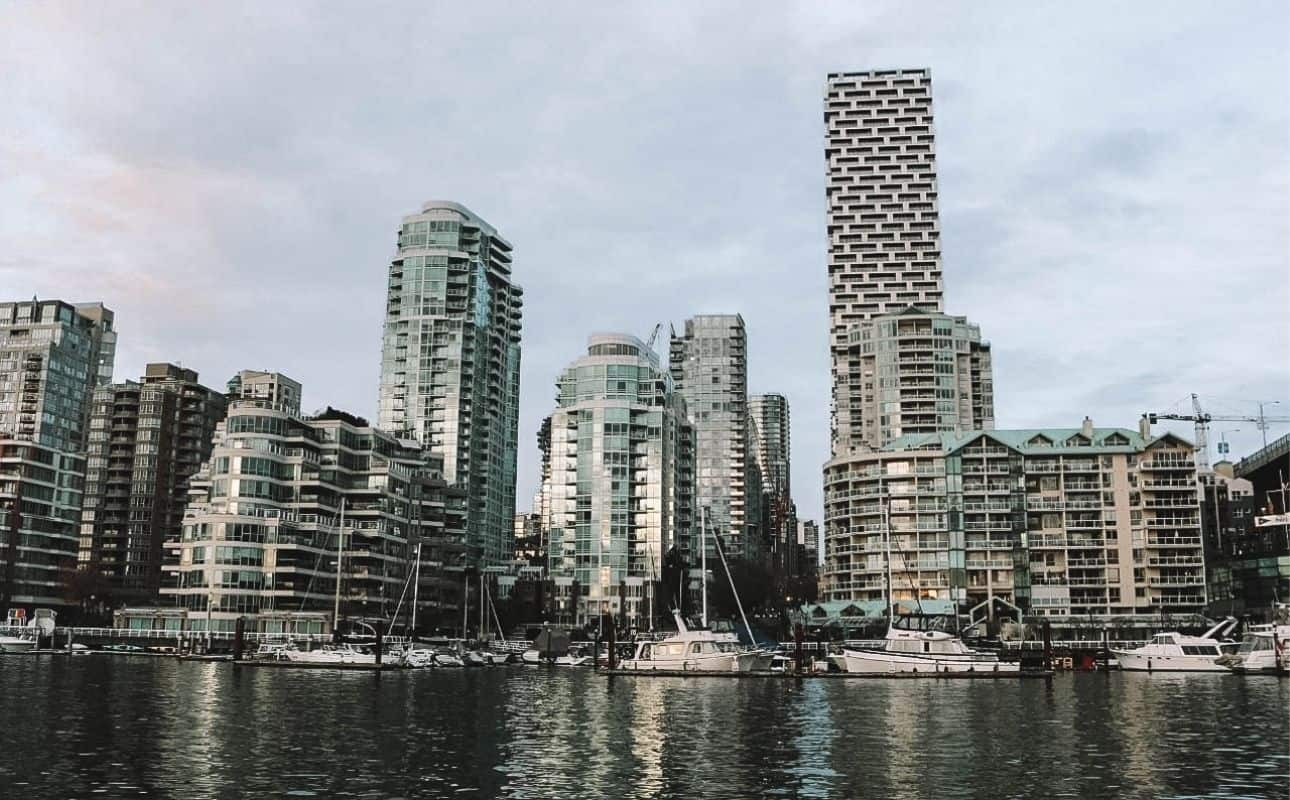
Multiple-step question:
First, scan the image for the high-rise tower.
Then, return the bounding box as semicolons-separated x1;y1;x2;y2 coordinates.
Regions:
825;69;943;453
541;334;694;628
670;315;761;562
377;202;522;566
78;364;228;607
0;298;117;453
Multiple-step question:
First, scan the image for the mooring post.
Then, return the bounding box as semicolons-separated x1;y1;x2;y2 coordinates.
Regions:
1042;620;1052;672
232;617;245;661
593;626;600;671
607;621;617;670
1101;628;1110;671
794;623;805;675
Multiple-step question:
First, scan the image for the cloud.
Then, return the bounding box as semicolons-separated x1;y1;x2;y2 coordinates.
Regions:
1;1;1286;528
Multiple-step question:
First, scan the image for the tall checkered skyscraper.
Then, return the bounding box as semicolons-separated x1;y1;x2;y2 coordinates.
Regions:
824;68;944;454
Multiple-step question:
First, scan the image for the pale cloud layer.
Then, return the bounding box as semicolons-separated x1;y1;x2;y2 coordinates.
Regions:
2;2;1287;521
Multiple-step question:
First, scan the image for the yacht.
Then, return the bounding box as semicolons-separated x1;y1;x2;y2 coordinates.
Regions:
1221;622;1290;675
839;615;1020;674
617;611;774;672
1111;618;1237;672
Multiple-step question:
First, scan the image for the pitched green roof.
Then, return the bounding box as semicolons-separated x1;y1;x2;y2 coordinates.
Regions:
883;427;1193;455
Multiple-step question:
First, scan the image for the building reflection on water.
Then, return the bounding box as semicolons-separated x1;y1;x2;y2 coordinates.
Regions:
0;661;1286;798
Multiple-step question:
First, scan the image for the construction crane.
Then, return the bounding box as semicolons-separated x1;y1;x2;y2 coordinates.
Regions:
644;323;663;351
1144;394;1290;471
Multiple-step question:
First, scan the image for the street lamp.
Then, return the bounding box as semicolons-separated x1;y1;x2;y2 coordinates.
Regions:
1256;401;1281;449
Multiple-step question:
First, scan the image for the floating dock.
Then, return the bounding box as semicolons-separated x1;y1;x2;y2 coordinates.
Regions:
602;669;1053;679
231;659;404;671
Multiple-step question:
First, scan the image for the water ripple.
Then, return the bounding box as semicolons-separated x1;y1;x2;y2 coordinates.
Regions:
0;657;1286;798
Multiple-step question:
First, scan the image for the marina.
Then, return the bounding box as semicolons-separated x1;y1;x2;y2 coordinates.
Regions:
0;654;1285;799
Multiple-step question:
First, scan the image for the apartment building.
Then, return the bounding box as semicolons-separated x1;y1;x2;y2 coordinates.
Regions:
78;364;228;607
377;201;523;567
822;420;1206;618
542;334;695;628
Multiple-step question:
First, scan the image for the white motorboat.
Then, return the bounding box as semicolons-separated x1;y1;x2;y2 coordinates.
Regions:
1221;623;1290;675
520;649;543;665
463;650;487;667
251;642;295;661
839;616;1020;674
1111;618;1236;672
432;650;465;668
554;646;592;667
1;609;43;653
0;632;37;653
480;651;511;665
1112;634;1228;672
617;611;774;672
285;644;376;666
402;648;437;668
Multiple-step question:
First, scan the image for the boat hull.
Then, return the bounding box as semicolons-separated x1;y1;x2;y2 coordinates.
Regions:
618;653;739;672
841;649;1020;674
1112;650;1227;672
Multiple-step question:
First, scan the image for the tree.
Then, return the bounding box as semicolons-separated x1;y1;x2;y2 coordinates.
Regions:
60;565;113;625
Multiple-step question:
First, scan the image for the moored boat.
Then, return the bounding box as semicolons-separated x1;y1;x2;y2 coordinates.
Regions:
1220;623;1290;675
1111;621;1234;672
284;644;376;666
0;632;37;654
839;615;1020;674
432;649;465;668
617;612;773;672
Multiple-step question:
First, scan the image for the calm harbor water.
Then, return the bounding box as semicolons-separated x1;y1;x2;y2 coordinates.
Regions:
0;657;1286;799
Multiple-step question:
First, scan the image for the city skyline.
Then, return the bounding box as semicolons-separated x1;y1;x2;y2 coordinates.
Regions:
4;4;1288;529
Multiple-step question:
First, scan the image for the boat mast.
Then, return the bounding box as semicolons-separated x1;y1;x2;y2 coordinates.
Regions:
411;540;422;635
714;528;756;648
883;485;894;625
488;581;506;644
333;497;346;633
479;572;486;640
701;506;708;629
462;571;468;641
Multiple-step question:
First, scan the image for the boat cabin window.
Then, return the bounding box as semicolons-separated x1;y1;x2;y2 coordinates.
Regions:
1180;645;1219;656
892;615;955;633
1152;635;1172;645
1237;635;1275;654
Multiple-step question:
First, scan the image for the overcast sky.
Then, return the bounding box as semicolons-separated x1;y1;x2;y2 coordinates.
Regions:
3;2;1287;523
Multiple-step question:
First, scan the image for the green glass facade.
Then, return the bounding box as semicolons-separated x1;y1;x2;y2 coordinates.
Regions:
541;334;694;628
0;299;116;454
377;202;522;567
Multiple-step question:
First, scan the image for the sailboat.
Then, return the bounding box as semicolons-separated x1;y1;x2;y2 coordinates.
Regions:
284;499;377;666
838;492;1018;674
